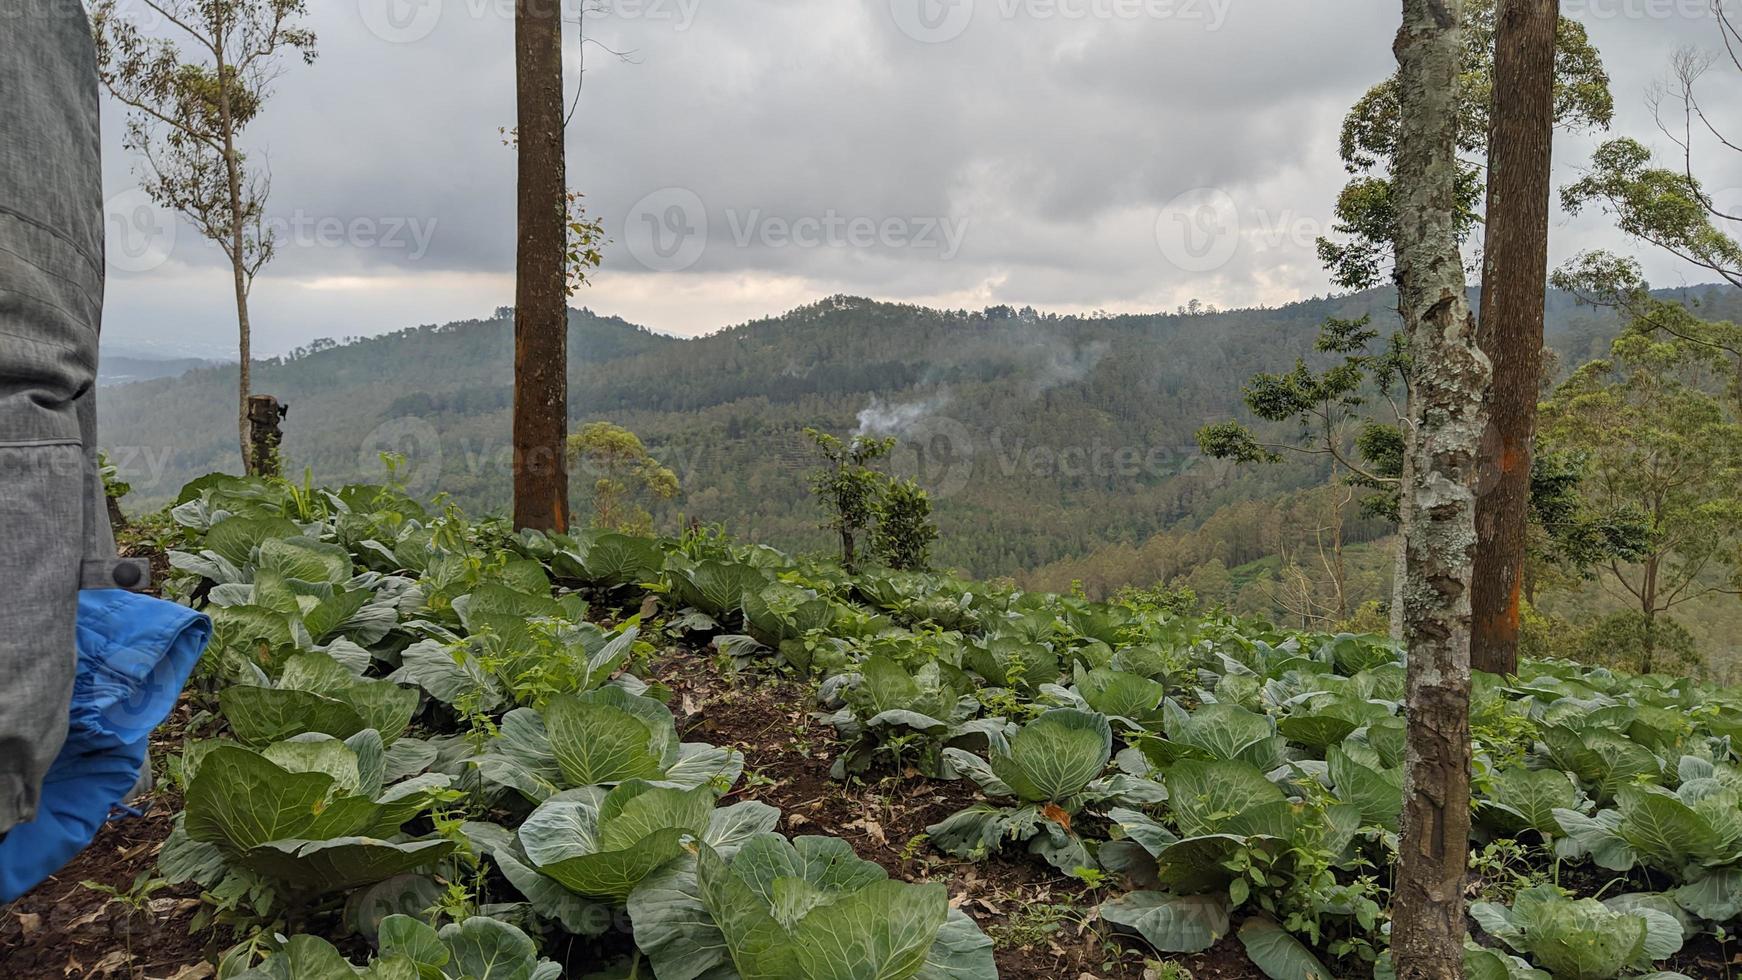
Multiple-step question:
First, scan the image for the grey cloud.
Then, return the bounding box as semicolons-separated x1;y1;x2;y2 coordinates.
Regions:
95;0;1742;355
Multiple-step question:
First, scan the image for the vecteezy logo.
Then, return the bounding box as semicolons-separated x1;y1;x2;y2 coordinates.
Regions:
358;0;443;43
359;416;444;499
104;188;176;274
886;415;976;500
1154;187;1241;274
888;0;974;43
623;187;708;273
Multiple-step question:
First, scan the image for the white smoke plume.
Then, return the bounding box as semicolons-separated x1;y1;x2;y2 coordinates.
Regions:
855;392;953;437
1026;338;1110;396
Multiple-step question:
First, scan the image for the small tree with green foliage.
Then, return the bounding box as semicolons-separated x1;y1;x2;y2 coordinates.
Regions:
873;478;938;572
1539;336;1742;673
1577;611;1701;677
805;429;895;572
1522;442;1649;604
89;0;317;474
1197;315;1409;634
566;422;679;535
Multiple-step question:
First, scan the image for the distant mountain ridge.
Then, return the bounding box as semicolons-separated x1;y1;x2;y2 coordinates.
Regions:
99;354;216;386
99;285;1742;578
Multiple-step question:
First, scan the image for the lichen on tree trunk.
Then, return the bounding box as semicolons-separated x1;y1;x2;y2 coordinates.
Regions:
1389;0;1491;977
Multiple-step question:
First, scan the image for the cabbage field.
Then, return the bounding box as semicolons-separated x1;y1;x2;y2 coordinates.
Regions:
87;474;1742;979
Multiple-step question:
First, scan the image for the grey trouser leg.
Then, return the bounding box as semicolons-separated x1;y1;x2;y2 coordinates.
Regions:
0;0;121;832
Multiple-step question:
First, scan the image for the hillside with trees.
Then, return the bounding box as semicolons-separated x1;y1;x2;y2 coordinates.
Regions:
100;285;1739;575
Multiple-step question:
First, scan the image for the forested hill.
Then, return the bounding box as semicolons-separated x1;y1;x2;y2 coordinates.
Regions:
99;285;1740;578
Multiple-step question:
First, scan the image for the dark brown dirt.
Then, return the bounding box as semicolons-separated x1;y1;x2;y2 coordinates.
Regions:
1662;932;1742;979
0;704;211;980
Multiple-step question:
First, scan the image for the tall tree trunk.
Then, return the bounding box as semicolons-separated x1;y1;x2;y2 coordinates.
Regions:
1471;0;1558;677
512;0;570;532
1391;0;1491;977
214;40;254;475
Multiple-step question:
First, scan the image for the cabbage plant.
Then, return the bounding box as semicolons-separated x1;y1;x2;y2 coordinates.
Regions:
164;735;455;900
473;686;743;802
929;708;1163;871
1135;702;1290;772
962;633;1060;692
1554;765;1742;923
501;779;771;908
220;651;418;745
1471;885;1690;980
391;618;636;714
547;529;666;588
1096;759;1369;978
664;556;769;625
628;835;996;980
231;914;560;980
743;581;838;649
821;654;982;778
1041;665;1166;730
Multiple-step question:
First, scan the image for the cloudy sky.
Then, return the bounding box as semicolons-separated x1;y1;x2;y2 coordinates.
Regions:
97;0;1741;357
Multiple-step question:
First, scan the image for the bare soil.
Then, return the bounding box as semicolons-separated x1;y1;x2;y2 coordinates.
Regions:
1;703;212;980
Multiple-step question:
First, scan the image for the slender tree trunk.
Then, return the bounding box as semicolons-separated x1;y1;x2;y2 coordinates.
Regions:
214;41;255;475
1391;1;1491;977
512;0;571;532
1640;558;1658;673
1331;488;1349;620
1471;0;1558;677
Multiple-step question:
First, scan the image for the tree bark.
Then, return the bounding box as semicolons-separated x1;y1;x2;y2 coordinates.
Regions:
213;37;255;475
1471;0;1558;677
1391;1;1491;977
1392;409;1415;643
512;0;571;532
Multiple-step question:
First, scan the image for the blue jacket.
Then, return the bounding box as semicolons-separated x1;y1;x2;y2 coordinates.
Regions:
0;590;210;900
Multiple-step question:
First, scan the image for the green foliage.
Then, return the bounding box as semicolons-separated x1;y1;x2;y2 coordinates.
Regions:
230;914;562;980
1472;885;1687;980
628;836;997;980
563;189;608;296
566;421;680;535
1578;612;1701;678
805;428;896;572
1561;138;1741;295
1540;341;1742;673
520;782;716;900
98;449;133;503
1195;316;1408;503
148;470;1742;978
166;736;457;907
874;477;939;572
822;655;980;778
1319;0;1612;290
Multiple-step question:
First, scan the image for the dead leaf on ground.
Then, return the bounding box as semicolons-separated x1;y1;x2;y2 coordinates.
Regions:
161;962;215;980
844;817;886;845
67;905;112;931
